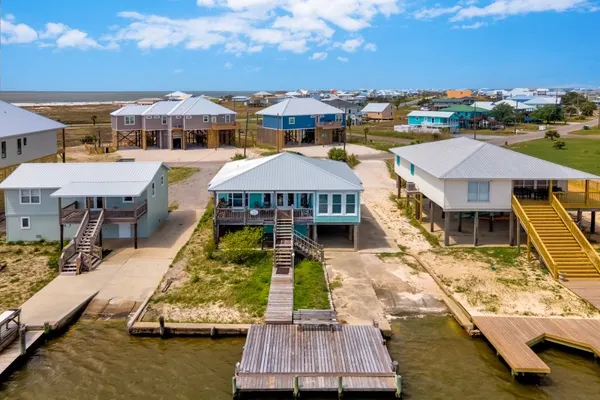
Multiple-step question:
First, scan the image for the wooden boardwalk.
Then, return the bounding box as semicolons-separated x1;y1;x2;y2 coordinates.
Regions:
264;272;294;324
562;280;600;310
235;324;399;394
473;316;600;375
0;331;44;379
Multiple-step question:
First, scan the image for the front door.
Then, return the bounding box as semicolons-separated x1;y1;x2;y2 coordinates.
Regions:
87;197;104;210
118;223;132;238
276;193;295;209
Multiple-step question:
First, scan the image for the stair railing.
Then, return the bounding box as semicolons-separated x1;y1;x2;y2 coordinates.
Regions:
89;209;105;247
294;231;324;262
511;196;558;279
58;210;89;273
551;194;600;275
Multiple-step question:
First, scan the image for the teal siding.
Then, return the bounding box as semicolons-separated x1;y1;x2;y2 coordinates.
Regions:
294;225;308;236
314;214;360;224
249;193;262;208
264;225;274;234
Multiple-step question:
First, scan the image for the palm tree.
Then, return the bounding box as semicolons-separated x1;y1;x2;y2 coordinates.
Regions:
91;115;97;126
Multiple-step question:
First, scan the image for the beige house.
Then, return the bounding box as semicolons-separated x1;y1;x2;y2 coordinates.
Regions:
361;103;393;120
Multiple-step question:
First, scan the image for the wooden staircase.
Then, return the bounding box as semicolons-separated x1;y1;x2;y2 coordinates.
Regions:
59;210;104;275
294;231;324;262
516;199;600;279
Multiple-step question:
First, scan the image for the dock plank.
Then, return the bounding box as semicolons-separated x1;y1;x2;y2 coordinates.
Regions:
562;280;600;310
473;316;600;375
0;331;44;379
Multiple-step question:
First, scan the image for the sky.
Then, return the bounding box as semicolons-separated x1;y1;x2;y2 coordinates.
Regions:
1;0;600;91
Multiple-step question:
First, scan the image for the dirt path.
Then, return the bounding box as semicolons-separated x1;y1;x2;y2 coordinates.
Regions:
166;162;222;210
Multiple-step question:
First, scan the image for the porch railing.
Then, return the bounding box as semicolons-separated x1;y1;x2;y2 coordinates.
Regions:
555;191;600;207
61;200;148;223
215;207;313;223
317;121;342;129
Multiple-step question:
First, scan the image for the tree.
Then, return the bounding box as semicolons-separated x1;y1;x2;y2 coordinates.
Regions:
91;115;97;125
532;105;564;124
564;105;578;117
363;127;369;144
580;101;596;117
347;115;352;132
489;103;516;124
544;130;560;141
561;91;587;107
553;140;566;150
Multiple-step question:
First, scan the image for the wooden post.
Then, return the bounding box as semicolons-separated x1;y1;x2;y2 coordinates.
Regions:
353;224;359;251
489;213;494;232
549;180;553;199
142;130;147;150
134;223;138;249
232;377;238;399
591;211;596;234
395;375;402;398
585;180;590;206
577;209;583;224
509;211;515;246
62;128;66;162
397;175;401;198
293;375;300;399
159;316;165;337
337;376;343;399
19;325;27;356
458;212;462;232
444;211;451;246
313;224;318;242
473;211;479;246
59;224;64;251
418;193;423;223
527;233;531;261
99;230;103;247
429;201;435;233
516;217;521;254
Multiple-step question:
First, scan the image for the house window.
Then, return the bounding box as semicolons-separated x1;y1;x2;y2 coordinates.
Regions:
229;193;243;208
17;139;22;155
161;174;165;186
152;182;156;197
20;189;41;204
20;217;31;230
396;155;400;165
299;193;313;208
318;194;328;214
346;194;356;214
263;193;272;207
410;163;415;176
332;194;342;215
203;115;209;122
211;116;217;123
123;196;134;203
1;141;5;159
146;116;153;119
289;117;296;125
24;138;27;146
335;114;342;122
124;116;136;125
161;116;167;125
225;115;231;123
468;181;490;202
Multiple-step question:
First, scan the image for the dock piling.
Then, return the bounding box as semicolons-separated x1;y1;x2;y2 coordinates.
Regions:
44;321;50;335
337;376;343;399
293;375;300;399
393;360;399;373
159;316;165;338
19;325;27;356
395;375;402;398
210;326;217;338
231;376;238;399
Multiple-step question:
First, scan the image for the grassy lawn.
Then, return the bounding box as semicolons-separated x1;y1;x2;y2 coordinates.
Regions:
441;247;519;267
570;125;600;135
147;208;272;322
0;239;60;310
168;167;200;185
511;138;600;175
294;260;330;310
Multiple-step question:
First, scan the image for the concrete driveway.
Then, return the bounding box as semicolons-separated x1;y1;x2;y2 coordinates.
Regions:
117;147;259;162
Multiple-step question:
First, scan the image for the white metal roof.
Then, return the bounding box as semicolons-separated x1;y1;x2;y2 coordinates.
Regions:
208;152;363;192
494;100;534;110
361;103;390;113
165;91;191;98
390;137;599;180
256;98;343;117
111;98;235;117
0;162;164;195
111;105;151;116
524;97;561;106
0;101;66;138
408;111;456;118
175;97;236;116
473;101;495;111
142;101;181;116
51;182;149;197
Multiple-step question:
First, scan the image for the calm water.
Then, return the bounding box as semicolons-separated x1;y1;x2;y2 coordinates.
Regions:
1;317;599;399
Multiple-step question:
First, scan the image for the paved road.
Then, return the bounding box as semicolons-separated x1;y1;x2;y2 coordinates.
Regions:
488;118;599;146
347;132;411;145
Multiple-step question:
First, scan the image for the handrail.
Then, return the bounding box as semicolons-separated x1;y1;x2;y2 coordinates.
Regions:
294;231;324;262
551;194;600;275
89;209;105;246
74;210;90;248
511;196;558;279
58;241;76;273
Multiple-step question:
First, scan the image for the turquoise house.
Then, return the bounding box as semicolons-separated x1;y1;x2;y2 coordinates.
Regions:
407;111;459;129
208;152;364;249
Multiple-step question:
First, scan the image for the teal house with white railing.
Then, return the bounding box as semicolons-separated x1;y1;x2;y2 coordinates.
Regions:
208;152;364;249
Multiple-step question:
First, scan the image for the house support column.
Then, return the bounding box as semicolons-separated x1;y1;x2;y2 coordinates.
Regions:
458;212;462;232
168;129;173;150
489;214;494;232
99;231;103;247
58;197;63;250
348;225;353;241
60;225;64;251
444;211;451;247
516;217;521;254
577;209;583;224
509;211;515;246
429;201;435;232
473;211;479;247
134;223;138;249
353;224;359;251
142;130;147;150
312;225;318;242
591;211;597;234
526;233;531;261
397;176;402;198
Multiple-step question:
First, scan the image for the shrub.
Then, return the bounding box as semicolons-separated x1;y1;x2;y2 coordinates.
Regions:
231;153;246;161
220;227;264;264
553;140;566;150
80;135;96;145
204;239;216;260
346;153;360;169
327;148;347;161
544;130;560;141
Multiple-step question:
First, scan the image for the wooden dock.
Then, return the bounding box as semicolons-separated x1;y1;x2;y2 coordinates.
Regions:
562;280;600;310
234;324;400;396
264;272;294;324
0;331;44;379
473;316;600;376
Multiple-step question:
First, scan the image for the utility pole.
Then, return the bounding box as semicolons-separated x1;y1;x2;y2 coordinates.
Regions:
244;111;249;158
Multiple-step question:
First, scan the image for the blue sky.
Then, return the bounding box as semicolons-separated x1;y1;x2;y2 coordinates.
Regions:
1;0;599;91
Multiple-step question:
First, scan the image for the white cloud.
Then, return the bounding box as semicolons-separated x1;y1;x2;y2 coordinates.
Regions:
335;37;364;53
39;22;68;39
337;56;349;62
452;21;487;29
55;29;104;50
0;17;38;44
414;6;461;20
224;61;234;69
310;51;328;60
278;39;308;53
451;0;588;21
364;42;377;51
173;68;184;74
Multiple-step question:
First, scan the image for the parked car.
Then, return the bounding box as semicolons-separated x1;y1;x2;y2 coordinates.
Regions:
491;124;505;131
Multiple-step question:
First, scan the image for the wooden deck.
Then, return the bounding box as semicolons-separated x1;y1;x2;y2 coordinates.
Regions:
473;316;600;375
235;324;399;394
562;280;600;310
0;331;44;379
264;271;294;324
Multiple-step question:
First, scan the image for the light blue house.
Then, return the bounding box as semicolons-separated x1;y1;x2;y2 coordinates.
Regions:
208;152;364;249
408;111;459;129
256;98;346;148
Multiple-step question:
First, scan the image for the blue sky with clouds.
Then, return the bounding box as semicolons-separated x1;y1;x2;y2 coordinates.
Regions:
1;0;599;91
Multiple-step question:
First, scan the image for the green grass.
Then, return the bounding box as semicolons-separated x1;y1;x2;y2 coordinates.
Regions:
384;159;396;180
570;125;600;135
294;260;330;310
443;247;520;267
168;167;200;185
511;138;600;175
389;193;440;247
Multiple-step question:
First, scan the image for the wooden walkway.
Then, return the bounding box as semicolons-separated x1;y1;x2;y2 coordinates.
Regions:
264;272;294;324
562;280;600;310
473;316;600;375
235;324;399;395
0;331;44;379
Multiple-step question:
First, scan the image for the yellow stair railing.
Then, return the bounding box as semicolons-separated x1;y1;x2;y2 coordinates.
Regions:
550;194;600;276
511;196;558;279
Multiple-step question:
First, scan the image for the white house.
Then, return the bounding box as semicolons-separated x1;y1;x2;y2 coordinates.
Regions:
164;91;192;101
523;97;561;108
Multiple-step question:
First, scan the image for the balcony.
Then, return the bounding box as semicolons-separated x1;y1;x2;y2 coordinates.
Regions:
555;192;600;209
215;208;314;224
316;121;343;129
60;201;148;224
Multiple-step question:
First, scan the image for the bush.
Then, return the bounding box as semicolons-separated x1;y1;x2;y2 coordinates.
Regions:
231;153;246;161
346;153;360;169
553;140;567;150
203;239;216;260
80;135;96;145
220;227;264;264
327;148;347;161
544;130;560;141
